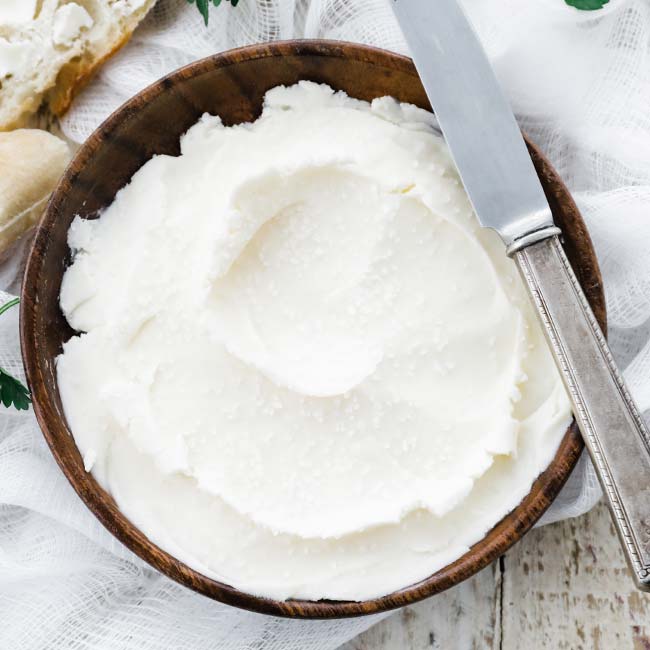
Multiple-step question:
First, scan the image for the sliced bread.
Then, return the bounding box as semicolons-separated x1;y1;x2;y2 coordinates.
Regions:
0;0;156;131
0;129;70;254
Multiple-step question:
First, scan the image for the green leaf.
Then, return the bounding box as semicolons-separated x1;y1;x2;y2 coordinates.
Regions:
0;368;31;411
1;379;12;408
564;0;610;10
187;0;239;24
196;0;209;25
0;298;31;411
13;390;30;411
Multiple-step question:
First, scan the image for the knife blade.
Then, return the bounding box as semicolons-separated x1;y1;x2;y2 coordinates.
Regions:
392;0;558;250
392;0;650;591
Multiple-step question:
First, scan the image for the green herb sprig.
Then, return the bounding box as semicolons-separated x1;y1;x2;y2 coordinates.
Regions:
0;298;31;411
187;0;605;27
565;0;610;9
187;0;240;26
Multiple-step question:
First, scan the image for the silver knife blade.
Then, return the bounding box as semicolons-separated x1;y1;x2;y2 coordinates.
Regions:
397;0;650;595
391;0;556;249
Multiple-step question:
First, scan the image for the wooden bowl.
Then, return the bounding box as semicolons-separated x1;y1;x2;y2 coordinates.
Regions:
20;40;605;619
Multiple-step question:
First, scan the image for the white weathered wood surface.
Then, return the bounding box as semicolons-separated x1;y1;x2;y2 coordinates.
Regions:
343;501;650;650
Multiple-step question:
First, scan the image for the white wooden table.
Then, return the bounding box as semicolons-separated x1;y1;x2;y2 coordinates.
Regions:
343;502;650;649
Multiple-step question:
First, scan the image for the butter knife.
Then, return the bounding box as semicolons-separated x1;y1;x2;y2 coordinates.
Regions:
391;0;650;590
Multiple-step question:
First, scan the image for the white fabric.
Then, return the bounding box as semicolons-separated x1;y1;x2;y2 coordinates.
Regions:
2;0;650;646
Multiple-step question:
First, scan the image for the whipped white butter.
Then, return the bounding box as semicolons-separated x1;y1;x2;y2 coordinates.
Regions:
0;0;37;26
0;39;32;78
57;82;572;601
52;4;94;47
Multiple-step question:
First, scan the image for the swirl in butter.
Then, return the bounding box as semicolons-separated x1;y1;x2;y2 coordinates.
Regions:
57;82;572;601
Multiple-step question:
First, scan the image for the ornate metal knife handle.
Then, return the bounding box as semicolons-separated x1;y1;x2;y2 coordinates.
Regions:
515;235;650;590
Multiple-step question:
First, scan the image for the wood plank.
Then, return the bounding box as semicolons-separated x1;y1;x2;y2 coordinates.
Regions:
347;502;650;649
342;564;500;650
501;501;650;650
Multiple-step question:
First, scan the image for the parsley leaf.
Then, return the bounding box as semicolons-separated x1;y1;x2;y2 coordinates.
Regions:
0;368;31;411
0;297;31;411
187;0;239;26
565;0;610;9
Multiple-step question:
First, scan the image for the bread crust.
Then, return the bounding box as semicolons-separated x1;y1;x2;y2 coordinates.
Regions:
0;0;157;131
48;1;157;117
0;129;70;254
48;29;136;117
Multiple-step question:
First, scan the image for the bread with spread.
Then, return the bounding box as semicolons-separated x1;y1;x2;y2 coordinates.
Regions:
0;0;155;130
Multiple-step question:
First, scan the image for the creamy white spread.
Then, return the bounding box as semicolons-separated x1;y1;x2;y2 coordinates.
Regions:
0;38;33;78
52;3;94;46
0;0;37;26
57;82;572;601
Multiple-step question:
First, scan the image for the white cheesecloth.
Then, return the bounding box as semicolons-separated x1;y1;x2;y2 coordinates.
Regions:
2;0;650;646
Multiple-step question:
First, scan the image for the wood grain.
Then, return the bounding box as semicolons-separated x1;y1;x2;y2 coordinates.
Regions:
20;40;605;619
345;502;650;650
501;501;650;649
344;565;501;650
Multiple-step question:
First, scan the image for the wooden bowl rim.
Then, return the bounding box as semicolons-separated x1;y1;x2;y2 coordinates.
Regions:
20;39;604;619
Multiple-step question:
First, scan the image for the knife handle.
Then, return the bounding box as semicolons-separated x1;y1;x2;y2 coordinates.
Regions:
514;235;650;590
